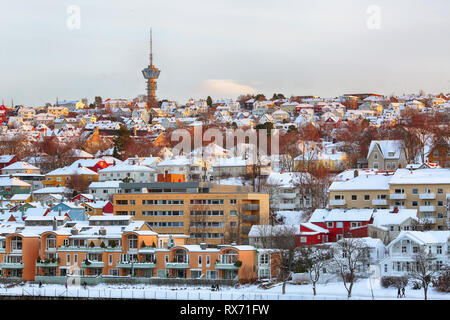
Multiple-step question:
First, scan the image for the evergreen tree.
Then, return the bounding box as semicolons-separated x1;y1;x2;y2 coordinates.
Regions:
206;96;213;107
112;126;132;160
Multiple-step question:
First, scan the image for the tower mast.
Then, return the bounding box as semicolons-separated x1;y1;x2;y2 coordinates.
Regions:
142;28;160;110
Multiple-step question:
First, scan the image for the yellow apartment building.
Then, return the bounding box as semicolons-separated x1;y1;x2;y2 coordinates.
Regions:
112;181;270;245
328;169;450;230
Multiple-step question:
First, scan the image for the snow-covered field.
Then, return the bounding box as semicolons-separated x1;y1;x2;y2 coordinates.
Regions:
0;279;448;300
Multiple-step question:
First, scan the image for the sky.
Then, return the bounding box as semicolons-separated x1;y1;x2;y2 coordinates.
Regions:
1;0;449;106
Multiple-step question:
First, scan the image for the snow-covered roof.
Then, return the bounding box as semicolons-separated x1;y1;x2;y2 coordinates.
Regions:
0;177;31;187
310;209;374;223
265;172;312;188
389;231;450;247
2;161;39;171
33;187;71;194
368;140;403;159
88;181;121;188
329;173;392;191
46;166;98;176
370;209;418;228
99;163;154;173
389;168;450;185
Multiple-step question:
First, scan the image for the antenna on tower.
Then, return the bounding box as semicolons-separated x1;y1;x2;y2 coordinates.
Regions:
150;27;153;67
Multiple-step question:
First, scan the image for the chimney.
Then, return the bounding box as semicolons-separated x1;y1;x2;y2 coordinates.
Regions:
354;170;359;178
52;217;57;231
200;242;207;250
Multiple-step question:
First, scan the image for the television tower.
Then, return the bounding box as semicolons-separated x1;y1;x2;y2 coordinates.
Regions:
142;28;160;109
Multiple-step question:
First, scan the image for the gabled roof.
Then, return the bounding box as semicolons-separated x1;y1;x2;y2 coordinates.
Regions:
368;140;403;159
310;209;374;223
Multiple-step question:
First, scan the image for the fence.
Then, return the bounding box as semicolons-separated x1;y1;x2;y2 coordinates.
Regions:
34;276;237;287
0;286;367;300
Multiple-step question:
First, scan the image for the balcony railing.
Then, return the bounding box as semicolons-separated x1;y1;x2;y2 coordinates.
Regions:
81;261;104;268
165;262;189;269
242;215;259;223
242;204;260;211
419;206;436;212
419;193;435;200
372;199;387;205
330;199;346;206
116;261;156;269
281;193;296;199
389;193;406;200
0;262;24;269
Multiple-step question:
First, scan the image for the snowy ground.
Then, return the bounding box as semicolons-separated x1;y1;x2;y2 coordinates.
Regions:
0;279;448;300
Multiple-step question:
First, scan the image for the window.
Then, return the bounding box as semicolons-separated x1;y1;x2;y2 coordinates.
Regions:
336;222;343;228
364;195;370;201
260;254;269;265
130;200;136;205
437;188;443;194
437;246;442;254
384;264;388;273
412;201;418;207
327;222;333;228
437;201;443;206
198;255;202;267
230;199;237;204
351;195;357;201
108;254;113;266
412;189;418;195
66;254;71;265
206;255;210;267
374;152;378;160
74;254;78;265
402;246;407;253
373;162;379;169
300;237;307;243
230;210;237;216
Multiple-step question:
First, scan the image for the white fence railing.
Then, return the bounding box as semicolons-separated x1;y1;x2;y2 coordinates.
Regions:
0;287;371;300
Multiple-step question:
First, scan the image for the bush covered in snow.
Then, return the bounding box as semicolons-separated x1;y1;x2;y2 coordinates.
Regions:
381;276;408;289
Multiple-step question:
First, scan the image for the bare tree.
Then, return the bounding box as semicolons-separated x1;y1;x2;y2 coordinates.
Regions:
270;225;299;294
408;247;439;300
298;245;332;295
330;238;369;298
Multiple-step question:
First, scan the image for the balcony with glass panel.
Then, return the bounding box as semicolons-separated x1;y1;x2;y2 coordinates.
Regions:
419;193;436;200
165;250;189;269
215;253;240;270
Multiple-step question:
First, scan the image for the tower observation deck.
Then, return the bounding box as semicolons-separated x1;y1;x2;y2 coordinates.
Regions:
142;28;160;108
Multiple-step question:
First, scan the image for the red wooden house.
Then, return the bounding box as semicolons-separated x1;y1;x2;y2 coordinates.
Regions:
296;223;330;246
0;155;18;170
0;105;7;125
69;159;110;173
308;209;374;242
71;193;94;203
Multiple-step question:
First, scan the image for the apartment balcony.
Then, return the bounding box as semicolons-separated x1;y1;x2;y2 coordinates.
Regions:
81;261;104;268
116;261;156;269
419;193;436;200
242;204;260;211
165;262;189;269
215;263;240;270
419;206;436;212
389;194;406;200
277;203;296;210
372;199;387;206
241;226;252;234
419;217;436;224
242;215;259;223
45;247;57;253
36;261;59;268
0;262;24;269
281;193;296;199
329;199;346;206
